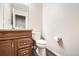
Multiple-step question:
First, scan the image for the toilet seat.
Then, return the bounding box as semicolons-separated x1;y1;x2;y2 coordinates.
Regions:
36;39;47;45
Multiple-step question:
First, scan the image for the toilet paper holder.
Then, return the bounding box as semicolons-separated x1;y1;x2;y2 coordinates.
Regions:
54;36;64;48
57;37;64;48
57;37;62;42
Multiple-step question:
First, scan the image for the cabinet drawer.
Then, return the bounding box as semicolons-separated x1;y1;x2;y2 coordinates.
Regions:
0;31;32;38
0;40;11;45
18;38;32;49
18;47;32;56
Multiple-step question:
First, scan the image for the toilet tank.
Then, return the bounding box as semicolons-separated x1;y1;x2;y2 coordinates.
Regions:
32;32;41;40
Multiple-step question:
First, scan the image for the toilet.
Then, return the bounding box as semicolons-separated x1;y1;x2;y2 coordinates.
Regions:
32;32;47;56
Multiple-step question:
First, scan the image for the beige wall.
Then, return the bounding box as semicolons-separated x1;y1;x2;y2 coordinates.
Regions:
43;3;79;56
28;3;42;32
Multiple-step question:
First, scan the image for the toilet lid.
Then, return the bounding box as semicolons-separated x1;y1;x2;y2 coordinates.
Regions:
36;39;47;45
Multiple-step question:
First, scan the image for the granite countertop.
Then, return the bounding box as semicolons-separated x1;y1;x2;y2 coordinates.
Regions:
0;29;32;32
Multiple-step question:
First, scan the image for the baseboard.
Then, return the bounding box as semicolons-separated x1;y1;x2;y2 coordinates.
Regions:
46;48;56;56
46;47;62;56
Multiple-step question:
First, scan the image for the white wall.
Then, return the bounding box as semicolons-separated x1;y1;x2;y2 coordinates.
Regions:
43;3;79;56
28;3;42;32
0;3;12;29
0;4;4;29
3;3;12;29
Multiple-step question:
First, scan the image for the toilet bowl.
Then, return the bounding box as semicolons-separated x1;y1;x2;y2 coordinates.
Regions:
32;32;47;56
36;39;47;56
36;39;47;48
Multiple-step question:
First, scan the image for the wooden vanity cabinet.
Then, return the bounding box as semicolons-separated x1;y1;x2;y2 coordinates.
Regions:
0;30;32;56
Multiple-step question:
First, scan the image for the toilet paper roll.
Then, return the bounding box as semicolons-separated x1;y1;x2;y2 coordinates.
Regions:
54;36;62;41
54;36;58;41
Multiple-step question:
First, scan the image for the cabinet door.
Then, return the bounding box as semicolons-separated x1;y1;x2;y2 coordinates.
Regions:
0;40;14;56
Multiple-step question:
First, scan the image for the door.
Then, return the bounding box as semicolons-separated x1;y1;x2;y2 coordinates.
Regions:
0;40;14;56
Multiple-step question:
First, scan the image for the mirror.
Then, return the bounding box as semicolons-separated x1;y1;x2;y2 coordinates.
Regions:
11;3;29;29
0;4;4;29
0;3;29;29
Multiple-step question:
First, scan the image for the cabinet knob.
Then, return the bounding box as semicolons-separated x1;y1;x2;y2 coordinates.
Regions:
24;43;26;44
23;53;26;54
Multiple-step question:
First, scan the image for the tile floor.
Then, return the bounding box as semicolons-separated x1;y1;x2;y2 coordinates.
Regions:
32;48;56;56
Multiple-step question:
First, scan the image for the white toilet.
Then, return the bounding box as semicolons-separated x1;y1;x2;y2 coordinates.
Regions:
32;32;47;56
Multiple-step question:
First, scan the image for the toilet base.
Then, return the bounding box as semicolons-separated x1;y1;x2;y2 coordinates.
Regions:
36;47;46;56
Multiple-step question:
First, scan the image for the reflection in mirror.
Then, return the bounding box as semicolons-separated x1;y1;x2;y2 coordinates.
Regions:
11;3;29;29
15;15;26;29
0;4;4;29
0;3;29;29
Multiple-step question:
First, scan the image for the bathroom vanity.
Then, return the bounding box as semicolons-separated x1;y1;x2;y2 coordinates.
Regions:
0;30;32;56
0;4;32;56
